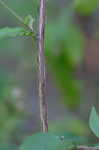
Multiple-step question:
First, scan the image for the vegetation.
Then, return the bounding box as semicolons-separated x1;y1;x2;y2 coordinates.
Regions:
0;0;99;149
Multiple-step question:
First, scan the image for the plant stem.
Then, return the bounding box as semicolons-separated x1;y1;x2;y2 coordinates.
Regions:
38;0;48;132
77;146;99;150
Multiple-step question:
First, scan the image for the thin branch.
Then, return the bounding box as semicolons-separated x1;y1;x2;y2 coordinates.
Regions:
0;0;24;24
38;0;48;132
0;0;33;32
77;145;99;150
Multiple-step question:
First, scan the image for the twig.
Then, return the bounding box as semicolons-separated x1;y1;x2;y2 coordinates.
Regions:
38;0;48;132
77;145;99;150
0;0;33;32
0;0;24;24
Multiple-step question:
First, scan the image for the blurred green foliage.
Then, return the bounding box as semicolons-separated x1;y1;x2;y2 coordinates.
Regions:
0;144;18;150
0;0;99;145
45;8;84;108
75;0;99;15
0;72;24;143
49;117;89;136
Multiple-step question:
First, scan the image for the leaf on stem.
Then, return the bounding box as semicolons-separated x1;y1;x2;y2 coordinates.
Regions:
0;27;32;39
20;132;73;150
89;107;99;138
24;15;34;31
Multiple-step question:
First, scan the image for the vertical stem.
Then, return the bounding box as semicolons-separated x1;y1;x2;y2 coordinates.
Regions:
38;0;48;132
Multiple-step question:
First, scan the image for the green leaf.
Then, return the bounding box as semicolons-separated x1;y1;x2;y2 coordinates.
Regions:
55;132;88;145
20;132;71;150
24;15;34;31
0;27;32;40
89;107;99;138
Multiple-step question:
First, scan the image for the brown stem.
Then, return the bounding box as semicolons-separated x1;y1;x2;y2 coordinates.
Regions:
76;146;99;150
38;0;48;132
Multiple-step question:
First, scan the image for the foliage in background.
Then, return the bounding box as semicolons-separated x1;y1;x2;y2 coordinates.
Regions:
49;117;89;136
0;72;24;143
0;0;99;149
45;8;84;108
75;0;99;15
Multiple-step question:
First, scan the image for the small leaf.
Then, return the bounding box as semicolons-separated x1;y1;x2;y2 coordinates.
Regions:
24;15;34;31
89;107;99;138
20;132;71;150
0;27;32;40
